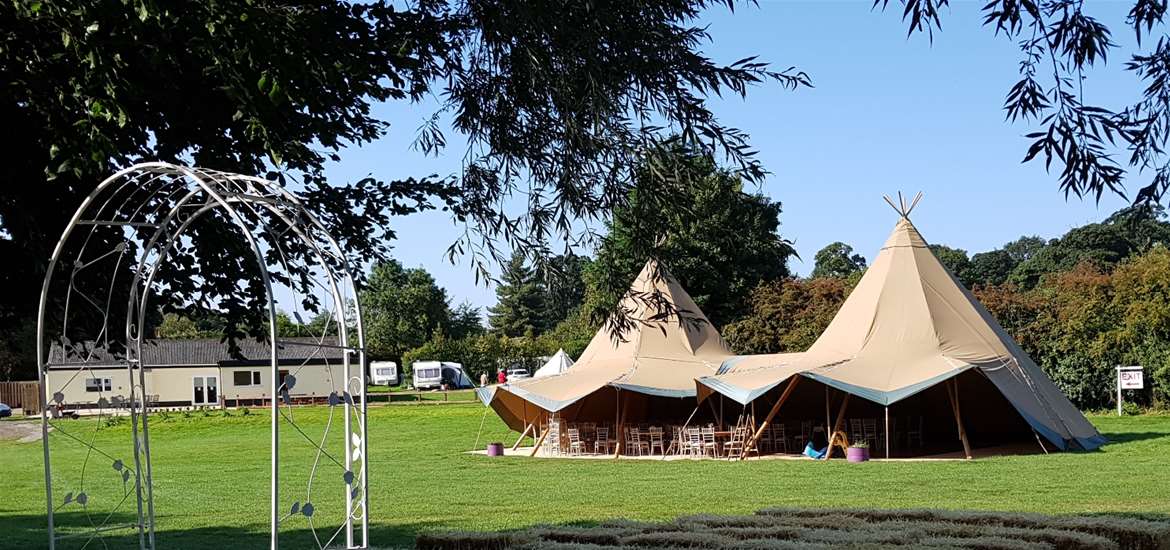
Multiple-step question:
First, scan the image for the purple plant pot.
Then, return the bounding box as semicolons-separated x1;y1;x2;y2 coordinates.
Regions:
487;442;504;457
847;447;870;463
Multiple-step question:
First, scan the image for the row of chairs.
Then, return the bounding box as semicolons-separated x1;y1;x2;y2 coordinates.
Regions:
846;417;925;450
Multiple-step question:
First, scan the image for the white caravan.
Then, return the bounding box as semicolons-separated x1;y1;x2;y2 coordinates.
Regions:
412;361;473;390
369;361;398;386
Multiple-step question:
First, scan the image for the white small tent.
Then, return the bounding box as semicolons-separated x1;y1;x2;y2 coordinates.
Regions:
533;349;575;378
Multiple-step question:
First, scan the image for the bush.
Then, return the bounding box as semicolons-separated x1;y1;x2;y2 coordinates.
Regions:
101;415;126;428
418;508;1170;550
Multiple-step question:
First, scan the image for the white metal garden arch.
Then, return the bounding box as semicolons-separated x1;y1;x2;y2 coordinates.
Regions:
36;162;369;549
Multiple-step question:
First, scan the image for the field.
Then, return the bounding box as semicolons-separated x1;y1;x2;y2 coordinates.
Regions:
1;404;1168;549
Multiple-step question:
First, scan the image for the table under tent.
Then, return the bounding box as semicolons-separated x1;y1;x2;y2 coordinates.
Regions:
476;259;741;457
696;200;1106;460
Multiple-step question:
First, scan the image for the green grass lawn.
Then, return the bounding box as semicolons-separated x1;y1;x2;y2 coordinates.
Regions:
1;405;1167;549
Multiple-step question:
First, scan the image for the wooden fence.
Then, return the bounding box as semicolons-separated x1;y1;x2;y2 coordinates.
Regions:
0;381;40;414
367;389;478;404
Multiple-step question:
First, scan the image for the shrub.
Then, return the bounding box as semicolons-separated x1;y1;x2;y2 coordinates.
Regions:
101;415;126;428
418;508;1170;550
415;531;522;549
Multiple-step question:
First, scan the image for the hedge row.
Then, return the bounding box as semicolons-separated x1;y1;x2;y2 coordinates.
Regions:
415;508;1170;550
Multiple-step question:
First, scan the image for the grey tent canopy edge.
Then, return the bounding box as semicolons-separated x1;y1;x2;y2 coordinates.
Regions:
475;386;496;407
494;383;590;413
802;366;973;407
698;367;973;408
609;382;696;398
695;376;785;405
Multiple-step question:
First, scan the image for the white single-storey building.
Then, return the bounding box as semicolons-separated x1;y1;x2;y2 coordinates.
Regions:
46;337;355;408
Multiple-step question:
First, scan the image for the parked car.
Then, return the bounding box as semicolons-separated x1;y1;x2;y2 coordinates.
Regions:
506;367;531;380
0;402;11;418
369;361;398;386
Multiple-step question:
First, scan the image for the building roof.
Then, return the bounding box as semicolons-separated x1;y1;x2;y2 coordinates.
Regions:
47;337;347;369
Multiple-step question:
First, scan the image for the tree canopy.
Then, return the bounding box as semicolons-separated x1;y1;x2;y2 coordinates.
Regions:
724;277;854;355
810;242;867;279
360;260;452;365
1;0;803;380
583;145;796;329
488;252;550;337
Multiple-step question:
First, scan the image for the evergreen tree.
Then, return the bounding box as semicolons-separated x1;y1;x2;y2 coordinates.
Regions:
541;254;591;327
489;252;551;337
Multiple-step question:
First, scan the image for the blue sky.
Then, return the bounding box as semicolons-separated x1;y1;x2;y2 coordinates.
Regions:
324;1;1139;310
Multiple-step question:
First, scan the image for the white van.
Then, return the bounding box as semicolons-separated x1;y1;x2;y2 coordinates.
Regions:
412;361;473;390
370;361;398;386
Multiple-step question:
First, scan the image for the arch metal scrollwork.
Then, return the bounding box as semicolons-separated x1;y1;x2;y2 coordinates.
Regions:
37;162;370;549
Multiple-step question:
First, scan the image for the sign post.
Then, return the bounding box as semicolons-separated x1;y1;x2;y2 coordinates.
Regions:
1116;366;1144;416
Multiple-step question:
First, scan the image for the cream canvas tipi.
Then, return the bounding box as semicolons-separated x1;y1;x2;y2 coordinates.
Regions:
533;349;575;378
481;259;731;432
698;196;1105;451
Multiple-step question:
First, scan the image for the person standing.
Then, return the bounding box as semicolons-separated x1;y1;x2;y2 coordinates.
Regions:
480;372;488;387
497;369;507;385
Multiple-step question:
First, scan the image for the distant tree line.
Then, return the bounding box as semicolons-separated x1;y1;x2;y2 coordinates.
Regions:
727;205;1170;411
148;151;1170;411
385;146;798;383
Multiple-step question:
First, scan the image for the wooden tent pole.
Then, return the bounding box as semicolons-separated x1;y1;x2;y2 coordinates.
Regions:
831;393;851;435
711;397;720;432
707;395;720;424
742;376;802;460
884;406;890;459
826;392;852;459
529;427;550;457
670;403;703;460
613;389;626;459
946;379;973;460
678;404;701;434
512;422;533;450
825;386;831;435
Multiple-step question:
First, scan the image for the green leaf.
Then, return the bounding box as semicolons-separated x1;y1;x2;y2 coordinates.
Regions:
257;72;270;93
85;22;99;34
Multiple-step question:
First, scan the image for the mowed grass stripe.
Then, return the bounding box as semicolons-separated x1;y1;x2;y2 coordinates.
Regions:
1;406;1167;549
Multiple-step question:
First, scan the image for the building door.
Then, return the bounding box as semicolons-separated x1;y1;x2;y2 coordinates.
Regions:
193;376;217;406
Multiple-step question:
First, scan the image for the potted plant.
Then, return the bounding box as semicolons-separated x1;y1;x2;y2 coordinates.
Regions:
847;440;870;463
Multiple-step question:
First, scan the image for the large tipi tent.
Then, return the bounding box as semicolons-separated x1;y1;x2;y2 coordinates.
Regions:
697;198;1105;452
481;259;731;432
533;349;575;378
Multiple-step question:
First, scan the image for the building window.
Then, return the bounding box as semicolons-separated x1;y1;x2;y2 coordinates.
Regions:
233;370;261;386
85;378;112;392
